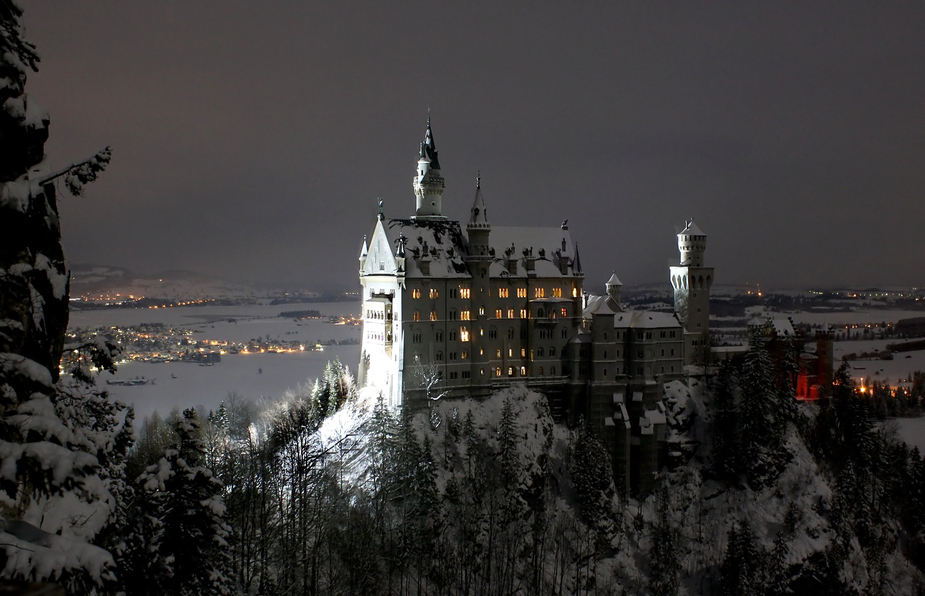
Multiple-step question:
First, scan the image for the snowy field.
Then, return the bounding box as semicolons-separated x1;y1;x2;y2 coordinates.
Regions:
887;417;925;453
782;309;924;326
69;302;362;422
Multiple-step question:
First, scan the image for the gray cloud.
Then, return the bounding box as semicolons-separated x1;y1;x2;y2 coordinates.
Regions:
22;1;925;290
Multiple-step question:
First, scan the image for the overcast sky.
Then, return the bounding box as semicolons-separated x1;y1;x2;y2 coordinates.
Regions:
21;2;925;291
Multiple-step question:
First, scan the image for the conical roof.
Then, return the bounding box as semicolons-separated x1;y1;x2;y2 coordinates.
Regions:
468;173;490;228
680;219;705;237
606;272;622;286
419;115;440;170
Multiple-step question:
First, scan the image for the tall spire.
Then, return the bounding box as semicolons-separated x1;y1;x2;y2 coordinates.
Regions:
419;114;440;170
413;114;446;218
468;170;490;229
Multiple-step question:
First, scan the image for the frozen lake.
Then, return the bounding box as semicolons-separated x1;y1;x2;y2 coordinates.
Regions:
69;302;362;422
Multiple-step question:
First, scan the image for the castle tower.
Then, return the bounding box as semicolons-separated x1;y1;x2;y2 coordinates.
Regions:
465;173;492;396
605;272;623;308
413;116;446;219
669;219;713;364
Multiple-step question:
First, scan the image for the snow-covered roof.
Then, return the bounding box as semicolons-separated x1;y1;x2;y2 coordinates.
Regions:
606;273;622;286
384;218;470;279
613;310;681;329
748;316;795;337
582;294;621;318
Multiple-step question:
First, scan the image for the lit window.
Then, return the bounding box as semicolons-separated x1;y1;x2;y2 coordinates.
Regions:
508;367;514;377
552;288;562;298
412;288;421;299
461;310;471;320
520;366;526;376
535;288;545;298
499;288;509;298
430;311;438;321
479;348;483;355
462;351;469;360
460;328;470;342
495;309;503;319
561;307;567;317
521;348;526;358
413;310;421;322
507;309;515;319
479;306;485;315
572;287;578;297
495;367;501;377
460;287;471;299
517;288;527;298
520;308;528;319
496;349;502;358
430;288;439;299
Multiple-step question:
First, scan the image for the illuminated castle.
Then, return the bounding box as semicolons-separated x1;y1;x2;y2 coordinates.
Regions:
357;118;714;494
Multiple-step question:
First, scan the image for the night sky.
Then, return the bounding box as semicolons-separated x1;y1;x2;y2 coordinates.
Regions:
21;2;925;291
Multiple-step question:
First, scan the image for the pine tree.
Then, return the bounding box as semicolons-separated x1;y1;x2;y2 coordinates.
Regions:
125;409;232;596
0;4;120;589
720;521;763;595
740;331;787;489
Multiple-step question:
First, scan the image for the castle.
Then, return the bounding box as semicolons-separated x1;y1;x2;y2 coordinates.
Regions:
357;118;714;494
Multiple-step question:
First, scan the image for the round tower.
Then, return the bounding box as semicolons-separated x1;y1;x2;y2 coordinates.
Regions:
677;219;707;266
413;116;446;218
605;272;623;306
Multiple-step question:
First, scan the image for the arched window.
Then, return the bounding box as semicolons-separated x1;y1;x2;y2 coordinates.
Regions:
538;366;544;375
549;347;556;357
507;328;515;339
436;330;444;342
435;351;443;361
562;328;568;339
550;366;556;375
537;308;545;318
537;347;544;357
520;366;526;376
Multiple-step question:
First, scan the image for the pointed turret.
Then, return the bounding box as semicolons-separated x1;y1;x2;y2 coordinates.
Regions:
605;272;622;305
420;115;441;170
466;172;491;258
358;235;368;273
468;172;490;229
413;115;446;218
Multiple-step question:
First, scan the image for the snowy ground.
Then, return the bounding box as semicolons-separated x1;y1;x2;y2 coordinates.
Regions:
69;302;362;421
890;417;925;453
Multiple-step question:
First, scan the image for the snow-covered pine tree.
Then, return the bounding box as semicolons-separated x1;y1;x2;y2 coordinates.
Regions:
0;3;127;591
740;330;787;489
720;521;763;595
124;409;232;596
569;420;615;534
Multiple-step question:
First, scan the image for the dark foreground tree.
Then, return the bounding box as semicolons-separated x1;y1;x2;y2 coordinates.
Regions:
0;2;124;591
